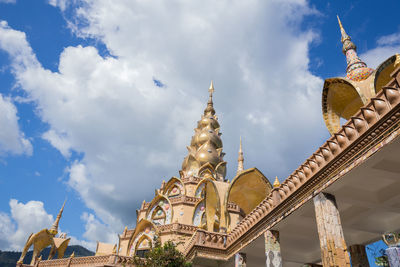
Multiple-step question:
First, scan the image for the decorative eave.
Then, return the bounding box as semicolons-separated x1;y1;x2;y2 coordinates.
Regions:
26;255;119;267
226;202;240;213
169;195;202;206
157;223;199;235
184;65;400;261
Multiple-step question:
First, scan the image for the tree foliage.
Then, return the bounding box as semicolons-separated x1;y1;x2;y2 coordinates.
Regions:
132;241;192;267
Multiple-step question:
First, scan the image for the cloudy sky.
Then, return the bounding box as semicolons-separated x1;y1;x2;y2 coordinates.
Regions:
0;0;399;258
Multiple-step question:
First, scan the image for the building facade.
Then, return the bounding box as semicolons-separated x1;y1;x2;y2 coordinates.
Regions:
17;17;400;267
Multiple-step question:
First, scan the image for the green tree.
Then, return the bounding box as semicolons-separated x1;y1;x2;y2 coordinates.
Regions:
131;241;192;267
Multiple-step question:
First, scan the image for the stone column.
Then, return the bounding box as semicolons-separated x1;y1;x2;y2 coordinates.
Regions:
386;247;400;267
349;244;369;267
265;230;282;267
235;252;247;267
313;193;350;267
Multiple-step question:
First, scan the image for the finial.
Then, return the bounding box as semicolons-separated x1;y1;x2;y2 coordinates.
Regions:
204;81;216;115
336;15;373;81
237;136;244;174
337;15;350;43
70;251;75;258
123;226;127;236
207;80;214;106
209;80;214;97
49;199;66;236
161;180;166;189
273;176;280;188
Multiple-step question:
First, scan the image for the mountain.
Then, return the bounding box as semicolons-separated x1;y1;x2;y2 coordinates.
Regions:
0;245;94;267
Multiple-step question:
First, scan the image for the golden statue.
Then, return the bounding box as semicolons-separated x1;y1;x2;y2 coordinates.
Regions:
17;201;68;265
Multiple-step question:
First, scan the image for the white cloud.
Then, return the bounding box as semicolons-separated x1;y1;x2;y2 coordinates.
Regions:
0;0;16;4
0;0;327;242
0;199;102;252
48;0;67;11
42;129;72;158
0;199;53;250
361;31;400;68
377;32;400;46
0;93;32;156
246;112;272;127
81;213;118;247
0;212;14;249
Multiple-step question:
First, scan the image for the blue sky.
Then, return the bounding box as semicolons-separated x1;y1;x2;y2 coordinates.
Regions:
0;0;399;264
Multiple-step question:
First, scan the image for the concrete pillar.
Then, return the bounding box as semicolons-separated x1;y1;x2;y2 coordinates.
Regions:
313;193;350;267
386;247;400;267
235;252;247;267
349;244;369;267
265;230;282;267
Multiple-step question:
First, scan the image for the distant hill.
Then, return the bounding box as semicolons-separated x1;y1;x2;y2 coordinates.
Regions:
0;245;94;267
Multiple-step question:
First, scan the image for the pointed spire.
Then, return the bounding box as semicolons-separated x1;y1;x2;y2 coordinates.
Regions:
209;80;214;99
336;15;373;81
204;80;216;116
70;252;75;258
337;15;351;44
181;81;226;180
273;176;280;188
123;226;128;237
237;137;244;175
49;199;66;236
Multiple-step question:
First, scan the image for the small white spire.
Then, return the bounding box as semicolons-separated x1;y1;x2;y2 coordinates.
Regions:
237;136;244;174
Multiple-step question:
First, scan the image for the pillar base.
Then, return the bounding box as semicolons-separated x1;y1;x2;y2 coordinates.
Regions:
349;244;369;267
386;247;400;267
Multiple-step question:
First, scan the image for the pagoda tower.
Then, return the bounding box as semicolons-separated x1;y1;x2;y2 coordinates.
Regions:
115;82;272;257
181;81;227;181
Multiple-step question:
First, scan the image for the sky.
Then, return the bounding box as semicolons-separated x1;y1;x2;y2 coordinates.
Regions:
0;0;399;264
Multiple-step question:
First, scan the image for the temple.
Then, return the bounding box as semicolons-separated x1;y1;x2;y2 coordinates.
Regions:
17;17;400;267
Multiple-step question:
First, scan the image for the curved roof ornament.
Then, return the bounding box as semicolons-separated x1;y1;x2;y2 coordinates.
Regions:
322;16;382;135
225;168;272;215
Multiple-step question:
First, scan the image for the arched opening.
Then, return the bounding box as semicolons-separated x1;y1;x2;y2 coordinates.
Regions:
135;235;152;258
127;220;157;257
146;195;172;226
163;177;185;199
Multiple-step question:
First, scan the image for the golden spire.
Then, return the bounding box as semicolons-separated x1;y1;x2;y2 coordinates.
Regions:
336;15;373;81
181;81;226;180
337;15;351;44
209;80;214;96
49;199;66;236
204;80;216;116
70;252;75;258
273;176;280;188
237;136;244;175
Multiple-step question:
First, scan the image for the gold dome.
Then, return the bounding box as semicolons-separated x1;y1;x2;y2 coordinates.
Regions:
195;141;222;166
191;125;222;149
